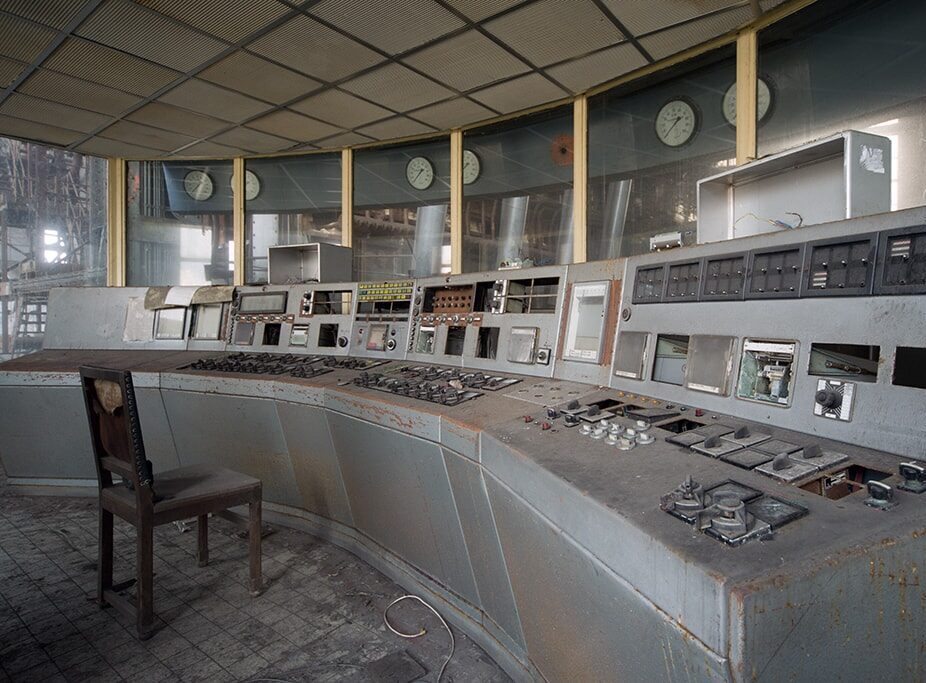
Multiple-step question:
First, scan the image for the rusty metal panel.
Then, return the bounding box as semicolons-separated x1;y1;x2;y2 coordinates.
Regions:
485;472;728;682
325;386;441;441
160;389;301;507
275;400;354;527
0;386;95;479
327;411;480;605
443;448;525;649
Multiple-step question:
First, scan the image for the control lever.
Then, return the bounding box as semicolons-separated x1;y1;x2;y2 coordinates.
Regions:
864;480;896;510
702;435;720;449
801;444;823;459
586;405;601;417
733;425;751;439
772;453;793;471
898;462;926;494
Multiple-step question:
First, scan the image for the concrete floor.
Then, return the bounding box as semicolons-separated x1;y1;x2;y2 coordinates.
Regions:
0;468;510;682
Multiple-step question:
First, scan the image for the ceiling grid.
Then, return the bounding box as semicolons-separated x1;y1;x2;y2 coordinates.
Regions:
0;0;774;158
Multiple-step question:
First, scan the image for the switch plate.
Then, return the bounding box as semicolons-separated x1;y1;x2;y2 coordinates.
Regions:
813;379;854;422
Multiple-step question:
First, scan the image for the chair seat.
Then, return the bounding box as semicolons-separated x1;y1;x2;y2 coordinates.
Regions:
102;464;261;524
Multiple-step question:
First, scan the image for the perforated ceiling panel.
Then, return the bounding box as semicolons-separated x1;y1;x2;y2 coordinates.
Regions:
546;42;648;94
341;63;454;111
199;51;321;105
403;29;530;91
210;126;294;154
248;14;382;82
158;79;269;122
43;38;181;96
485;0;625;66
0;56;25;89
409;97;495;129
99;119;196;152
0;113;83;146
135;0;292;43
0;92;112;133
0;13;57;62
470;72;567;113
172;140;248;158
290;89;392;129
0;0;88;29
316;131;375;148
76;135;162;159
126;102;230;137
448;0;528;22
247;109;343;142
356;115;437;141
311;0;465;55
639;7;753;61
75;0;227;72
18;69;139;116
601;0;745;36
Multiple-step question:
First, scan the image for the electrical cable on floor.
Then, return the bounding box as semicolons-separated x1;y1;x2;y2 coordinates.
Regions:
383;594;455;682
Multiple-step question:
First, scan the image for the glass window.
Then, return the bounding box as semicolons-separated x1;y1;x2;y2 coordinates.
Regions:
352;138;450;281
587;49;736;260
0;137;107;357
126;160;233;286
462;107;574;272
758;0;926;212
244;153;342;284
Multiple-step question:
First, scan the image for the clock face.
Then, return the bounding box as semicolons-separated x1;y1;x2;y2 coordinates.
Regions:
231;170;261;201
184;170;214;201
406;156;434;190
722;78;773;127
654;98;699;147
462;149;480;185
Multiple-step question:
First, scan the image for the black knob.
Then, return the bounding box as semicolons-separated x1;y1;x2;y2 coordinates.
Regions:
546;407;559;419
815;389;842;410
586;405;600;417
566;399;580;410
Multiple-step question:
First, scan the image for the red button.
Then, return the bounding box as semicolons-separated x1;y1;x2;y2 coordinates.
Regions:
540;421;552;431
523;415;534;423
695;409;704;417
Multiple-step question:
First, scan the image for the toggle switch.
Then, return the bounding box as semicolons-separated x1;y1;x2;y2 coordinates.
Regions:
864;480;896;510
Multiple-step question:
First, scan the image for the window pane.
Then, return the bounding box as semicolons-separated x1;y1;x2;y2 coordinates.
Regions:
244;153;342;284
126;160;233;286
758;0;926;212
587;49;736;260
0;137;107;357
462;107;574;272
352;138;450;281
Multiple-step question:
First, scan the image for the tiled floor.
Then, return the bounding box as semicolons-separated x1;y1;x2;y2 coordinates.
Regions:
0;470;509;682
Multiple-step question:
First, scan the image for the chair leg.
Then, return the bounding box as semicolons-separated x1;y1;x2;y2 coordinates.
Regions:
248;500;262;596
197;515;208;568
136;522;154;640
98;507;113;607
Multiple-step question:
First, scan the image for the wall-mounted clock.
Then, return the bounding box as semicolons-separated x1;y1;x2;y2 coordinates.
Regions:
462;149;481;185
406;156;434;190
230;169;262;201
722;77;774;127
654;98;700;148
184;170;214;201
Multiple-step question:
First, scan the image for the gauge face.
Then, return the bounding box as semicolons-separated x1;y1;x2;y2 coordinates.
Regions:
406;156;434;190
231;170;261;201
462;149;480;185
722;78;773;127
184;170;214;201
654;98;699;147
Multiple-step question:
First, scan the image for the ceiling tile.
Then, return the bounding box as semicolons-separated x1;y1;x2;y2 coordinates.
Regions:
17;69;139;116
638;6;752;61
210;126;294;153
314;131;376;148
546;42;648;93
76;136;163;158
135;0;293;42
0;0;88;29
0;113;84;147
402;30;530;91
127;102;231;138
247;109;343;142
248;14;383;82
447;0;527;22
290;89;392;129
44;38;182;96
0;55;25;89
199;51;321;105
0;93;113;134
601;0;742;36
159;79;270;122
311;0;465;55
409;97;494;129
169;140;247;158
0;13;57;62
341;63;453;111
76;0;228;72
485;0;624;66
470;72;568;113
355;116;436;141
99;120;197;152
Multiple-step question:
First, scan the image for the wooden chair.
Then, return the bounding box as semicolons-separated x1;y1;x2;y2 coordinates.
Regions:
78;366;262;639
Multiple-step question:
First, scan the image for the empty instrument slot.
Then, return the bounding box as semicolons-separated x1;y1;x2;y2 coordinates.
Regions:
476;327;499;359
893;346;926;389
800;464;891;500
445;327;466;356
318;323;338;348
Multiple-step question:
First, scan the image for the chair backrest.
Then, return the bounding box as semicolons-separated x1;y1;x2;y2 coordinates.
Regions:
78;366;154;507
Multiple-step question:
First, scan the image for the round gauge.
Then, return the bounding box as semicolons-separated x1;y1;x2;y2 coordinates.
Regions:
184;170;214;201
722;77;773;127
406;156;434;190
230;169;261;201
654;98;700;148
462;149;480;185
